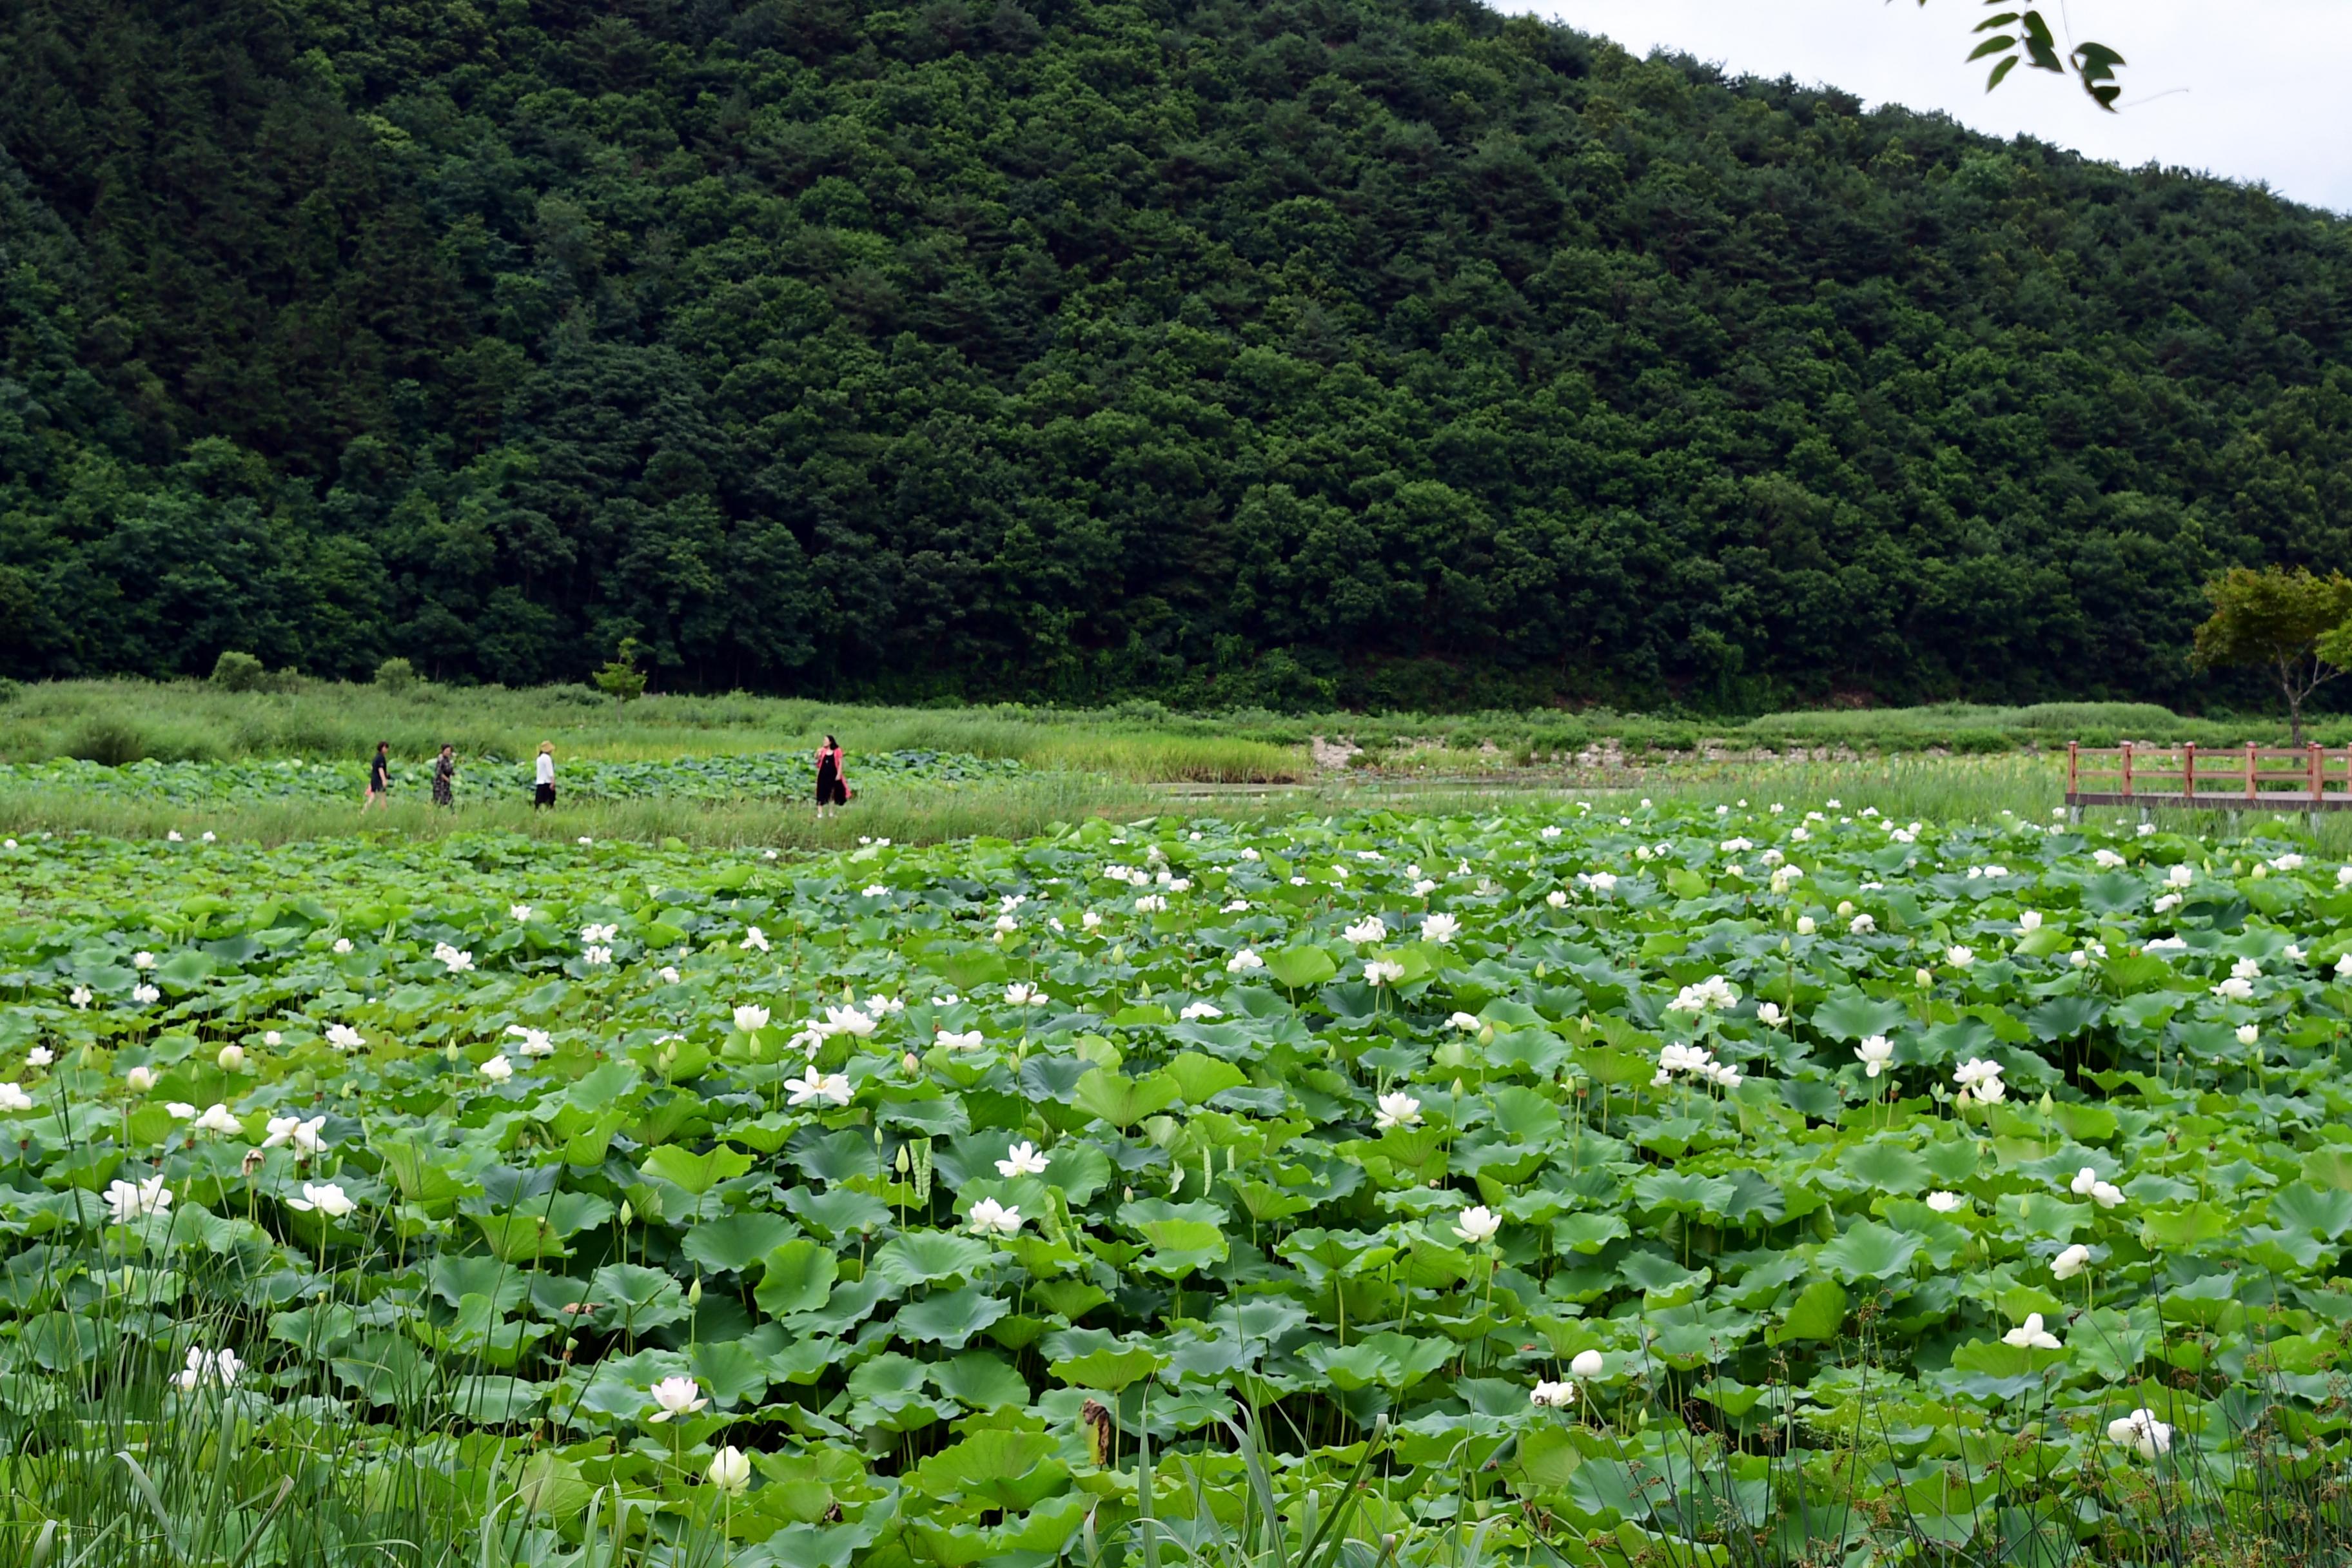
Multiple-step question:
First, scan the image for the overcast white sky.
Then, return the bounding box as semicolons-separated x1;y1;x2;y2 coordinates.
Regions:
1522;1;2352;213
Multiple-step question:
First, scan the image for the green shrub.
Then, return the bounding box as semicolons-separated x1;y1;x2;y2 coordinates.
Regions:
1948;729;2015;754
209;650;268;692
67;717;148;766
374;657;420;693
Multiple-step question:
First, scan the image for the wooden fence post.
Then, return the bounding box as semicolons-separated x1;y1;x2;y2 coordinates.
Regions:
2122;742;2133;801
2184;743;2195;803
2246;741;2258;802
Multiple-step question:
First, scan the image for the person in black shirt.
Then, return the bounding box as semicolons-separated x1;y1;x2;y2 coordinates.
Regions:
815;736;847;816
363;742;392;811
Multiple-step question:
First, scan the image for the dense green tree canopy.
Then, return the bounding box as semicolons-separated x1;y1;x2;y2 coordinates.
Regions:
3;0;2349;710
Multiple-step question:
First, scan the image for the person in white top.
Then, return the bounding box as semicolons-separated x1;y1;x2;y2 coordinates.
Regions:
534;742;556;809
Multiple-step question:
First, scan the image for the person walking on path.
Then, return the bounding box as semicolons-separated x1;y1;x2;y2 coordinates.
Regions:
432;744;456;808
534;742;558;809
814;735;847;816
362;741;392;811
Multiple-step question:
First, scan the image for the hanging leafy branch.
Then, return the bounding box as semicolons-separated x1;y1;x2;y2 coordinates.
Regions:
1930;0;2127;108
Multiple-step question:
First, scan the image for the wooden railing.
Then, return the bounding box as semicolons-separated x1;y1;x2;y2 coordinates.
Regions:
2066;742;2352;811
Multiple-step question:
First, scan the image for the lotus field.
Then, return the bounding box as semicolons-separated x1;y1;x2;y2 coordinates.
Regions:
7;798;2352;1565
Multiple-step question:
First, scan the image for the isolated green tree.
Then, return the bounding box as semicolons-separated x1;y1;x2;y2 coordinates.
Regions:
592;638;649;705
2193;567;2352;745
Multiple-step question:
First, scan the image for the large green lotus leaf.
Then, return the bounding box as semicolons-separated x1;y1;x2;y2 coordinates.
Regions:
909;1428;1068;1510
783;1186;891;1238
1815;1222;1921;1282
639;1142;754;1195
930;1351;1030;1409
681;1212;798;1273
893;1287;1009;1350
752;1240;838;1318
1261;945;1338;990
2273;1183;2352;1239
332;1331;436;1410
589;1263;691;1331
1166;1052;1245;1104
1810;991;1910;1043
871;1230;993;1286
1072;1068;1179;1128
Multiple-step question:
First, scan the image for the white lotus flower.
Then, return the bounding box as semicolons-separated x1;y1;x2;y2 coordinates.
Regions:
2231;957;2261;981
1004;982;1048;1006
0;1084;31;1112
583;945;612;965
708;1445;752;1493
193;1104;240;1135
478;1055;514;1083
1364;959;1406;986
785;1072;852;1107
1926;1191;1965;1213
2052;1243;2091;1281
1179;1002;1222;1021
2093;849;2124;868
133;984;161;1005
1946;946;1975;970
2237;1024;2259;1047
1449;1012;1481;1030
511;904;533;921
819;1006;876;1038
326;1024;364;1051
2017;910;2043;934
997;1141;1050;1178
2211;977;2254;1002
70;986;92;1009
1530;1379;1576;1408
287;1181;357;1219
1571;1349;1605;1378
166;1102;196;1120
507;1026;554;1057
1854;1035;1894;1078
1544;889;1569;908
2166;864;2193;888
435;943;474;973
740;926;770;952
937;1029;984;1050
1421;913;1460;944
105;1175;172;1224
2004;1313;2061;1349
1226;949;1264;975
2090;1181;2123;1208
1374;1091;1422;1130
1343;916;1387;945
132;951;156;970
1221;899;1250;914
215;1044;243;1072
2107;1408;2173;1458
645;1377;707;1423
1666;975;1739;1015
1132;896;1164;915
172;1346;242;1390
2272;854;2305;871
1583;871;1618;894
968;1197;1023;1237
262;1115;328;1153
1848;914;1876;935
1452;1205;1502;1245
1412;879;1438;897
125;1065;155;1092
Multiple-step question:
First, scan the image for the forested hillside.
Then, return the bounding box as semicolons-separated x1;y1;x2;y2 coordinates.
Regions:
3;0;2350;710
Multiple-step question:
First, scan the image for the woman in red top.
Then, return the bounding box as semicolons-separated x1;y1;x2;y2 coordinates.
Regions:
814;736;847;816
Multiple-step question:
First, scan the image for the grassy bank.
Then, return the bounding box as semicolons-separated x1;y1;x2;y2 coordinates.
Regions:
5;681;2338;785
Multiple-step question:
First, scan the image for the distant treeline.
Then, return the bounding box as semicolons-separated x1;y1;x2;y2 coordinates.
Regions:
3;0;2350;712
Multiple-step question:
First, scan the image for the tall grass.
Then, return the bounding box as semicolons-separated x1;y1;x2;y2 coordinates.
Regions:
0;681;1305;783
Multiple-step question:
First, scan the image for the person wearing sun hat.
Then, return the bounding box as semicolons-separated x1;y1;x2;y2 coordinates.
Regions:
534;742;556;809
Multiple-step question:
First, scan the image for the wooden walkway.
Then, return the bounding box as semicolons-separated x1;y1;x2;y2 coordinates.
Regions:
2066;743;2352;812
